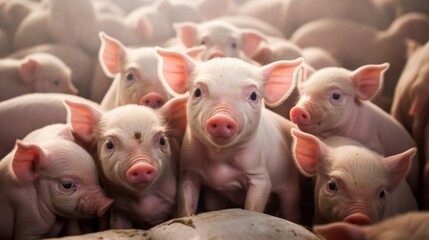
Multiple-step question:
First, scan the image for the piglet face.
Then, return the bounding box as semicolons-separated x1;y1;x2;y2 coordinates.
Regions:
21;54;77;95
117;48;169;108
12;138;112;218
290;68;357;135
186;58;264;147
95;105;171;191
175;21;266;62
316;149;390;225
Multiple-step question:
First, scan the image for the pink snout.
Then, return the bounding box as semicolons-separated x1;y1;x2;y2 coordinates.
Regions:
343;213;373;225
139;92;166;109
126;162;157;185
206;114;237;140
207;51;225;60
289;106;311;125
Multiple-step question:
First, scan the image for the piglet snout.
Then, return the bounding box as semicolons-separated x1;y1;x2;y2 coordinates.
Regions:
126;162;157;185
139;92;166;109
343;213;372;225
206;114;237;139
207;51;225;60
290;106;311;125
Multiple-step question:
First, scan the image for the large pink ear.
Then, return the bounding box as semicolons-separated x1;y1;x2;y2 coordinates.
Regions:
291;128;327;177
156;48;196;95
158;95;188;140
19;58;38;83
351;63;389;100
12;140;46;182
314;222;367;240
261;58;303;107
240;29;268;58
98;31;127;78
385;147;416;189
174;22;199;48
64;99;103;143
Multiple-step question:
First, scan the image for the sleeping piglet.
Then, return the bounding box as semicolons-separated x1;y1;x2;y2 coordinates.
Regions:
157;48;303;222
0;53;77;101
291;129;418;225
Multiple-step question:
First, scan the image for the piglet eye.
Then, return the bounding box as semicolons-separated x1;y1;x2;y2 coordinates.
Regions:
200;40;206;45
52;80;60;86
231;42;237;49
105;140;115;150
194;88;202;97
62;182;74;189
249;92;257;101
126;72;134;81
159;136;166;146
327;180;338;191
379;190;386;199
332;93;341;100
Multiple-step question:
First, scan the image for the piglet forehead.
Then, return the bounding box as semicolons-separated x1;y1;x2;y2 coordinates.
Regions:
190;58;262;89
96;105;165;140
303;67;355;94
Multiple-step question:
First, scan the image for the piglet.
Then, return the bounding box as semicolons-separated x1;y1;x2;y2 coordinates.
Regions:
98;32;173;110
65;96;187;229
289;63;419;197
0;53;78;101
173;20;266;64
157;48;303;222
291;129;417;225
314;211;429;240
0;124;113;240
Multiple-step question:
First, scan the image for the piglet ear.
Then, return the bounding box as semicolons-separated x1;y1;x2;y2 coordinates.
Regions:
240;29;268;58
314;222;367;240
261;58;303;107
19;58;38;83
385;147;416;189
291;128;327;177
138;16;153;38
351;63;389;101
98;32;127;78
158;95;188;140
156;48;196;96
12;140;46;182
64;100;103;143
174;22;199;48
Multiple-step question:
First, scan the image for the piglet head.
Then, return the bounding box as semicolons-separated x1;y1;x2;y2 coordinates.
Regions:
174;20;267;62
12;138;112;218
157;48;302;147
290;63;389;136
98;32;171;108
20;53;77;95
97;104;180;192
291;129;415;225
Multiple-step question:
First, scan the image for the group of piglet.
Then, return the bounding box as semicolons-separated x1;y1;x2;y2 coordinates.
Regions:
1;0;429;239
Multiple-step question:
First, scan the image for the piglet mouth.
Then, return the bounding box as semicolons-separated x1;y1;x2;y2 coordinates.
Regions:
296;122;321;133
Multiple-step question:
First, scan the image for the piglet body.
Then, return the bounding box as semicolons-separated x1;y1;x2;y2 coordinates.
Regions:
291;129;417;225
157;48;303;222
0;124;112;240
